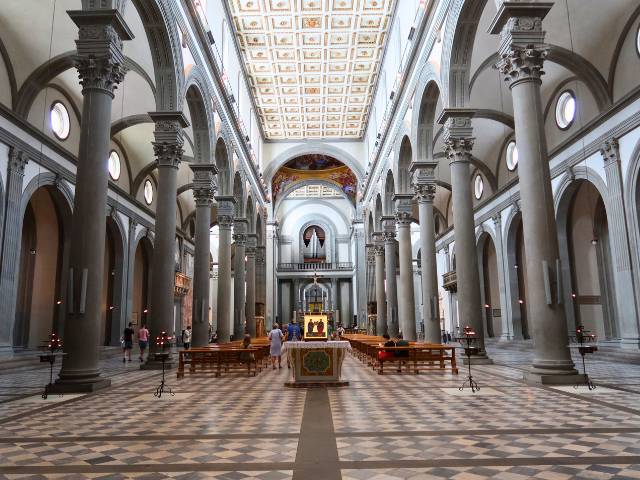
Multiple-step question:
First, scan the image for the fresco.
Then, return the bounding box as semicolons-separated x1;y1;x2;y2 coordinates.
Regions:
272;155;357;202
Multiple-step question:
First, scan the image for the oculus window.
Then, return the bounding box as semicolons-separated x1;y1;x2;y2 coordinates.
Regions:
555;90;576;130
108;150;121;181
50;102;70;140
143;179;154;205
506;141;518;171
474;174;484;200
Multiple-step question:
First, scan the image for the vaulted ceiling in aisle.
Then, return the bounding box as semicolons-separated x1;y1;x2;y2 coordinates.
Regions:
226;0;396;140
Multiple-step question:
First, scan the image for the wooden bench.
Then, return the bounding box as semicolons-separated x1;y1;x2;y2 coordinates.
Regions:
343;335;458;375
177;344;269;378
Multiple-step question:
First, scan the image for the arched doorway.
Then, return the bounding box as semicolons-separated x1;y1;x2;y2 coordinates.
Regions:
505;212;530;340
14;186;70;348
101;217;125;346
563;181;617;339
478;233;501;338
132;236;153;330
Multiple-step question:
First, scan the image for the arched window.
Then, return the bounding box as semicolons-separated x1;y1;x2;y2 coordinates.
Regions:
506;141;518;171
555;90;576;130
50;102;70;140
108;150;121;180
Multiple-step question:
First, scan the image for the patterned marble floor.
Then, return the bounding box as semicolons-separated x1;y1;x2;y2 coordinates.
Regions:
0;343;639;479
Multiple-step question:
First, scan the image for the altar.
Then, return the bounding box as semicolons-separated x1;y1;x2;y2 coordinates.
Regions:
282;341;350;387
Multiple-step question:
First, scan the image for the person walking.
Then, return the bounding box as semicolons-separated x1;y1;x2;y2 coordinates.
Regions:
122;322;134;363
182;325;192;349
286;319;302;369
268;323;284;370
137;323;149;362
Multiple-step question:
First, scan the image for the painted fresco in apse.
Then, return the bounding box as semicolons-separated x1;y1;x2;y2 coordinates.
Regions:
271;154;357;203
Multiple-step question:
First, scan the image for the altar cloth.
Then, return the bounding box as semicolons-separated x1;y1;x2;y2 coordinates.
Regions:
282;341;350;387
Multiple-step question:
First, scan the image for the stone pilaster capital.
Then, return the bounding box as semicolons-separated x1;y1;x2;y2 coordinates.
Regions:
190;163;218;207
217;215;234;230
492;213;502;228
8;148;29;174
68;9;133;97
414;184;436;203
245;245;257;257
129;219;138;235
600;138;620;166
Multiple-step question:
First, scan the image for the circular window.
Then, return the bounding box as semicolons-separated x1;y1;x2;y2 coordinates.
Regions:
474;174;484;200
108;150;121;181
636;24;640;56
555;90;576;130
143;179;154;205
50;102;70;140
506;141;519;171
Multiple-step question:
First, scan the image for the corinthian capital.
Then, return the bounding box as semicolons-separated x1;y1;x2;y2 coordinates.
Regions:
217;215;234;230
496;45;548;86
414;184;436;203
150;112;189;169
190;163;218;207
490;2;553;86
233;233;247;247
444;137;474;165
68;9;133;96
8;148;29;174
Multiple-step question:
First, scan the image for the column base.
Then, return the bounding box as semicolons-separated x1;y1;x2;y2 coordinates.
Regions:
524;359;582;385
619;337;640;349
51;376;111;393
462;353;493;365
141;356;175;370
0;345;14;357
524;371;586;385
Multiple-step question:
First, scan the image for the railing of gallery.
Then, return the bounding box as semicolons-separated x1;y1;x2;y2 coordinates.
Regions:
278;262;353;271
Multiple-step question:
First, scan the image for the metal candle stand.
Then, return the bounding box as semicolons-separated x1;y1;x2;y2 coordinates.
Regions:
455;326;480;393
39;333;65;399
571;325;598;390
153;331;174;398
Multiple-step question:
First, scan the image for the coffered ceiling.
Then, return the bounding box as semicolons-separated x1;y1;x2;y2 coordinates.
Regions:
226;0;396;140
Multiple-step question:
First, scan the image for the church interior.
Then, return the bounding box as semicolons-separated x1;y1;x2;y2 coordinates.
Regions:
1;0;640;478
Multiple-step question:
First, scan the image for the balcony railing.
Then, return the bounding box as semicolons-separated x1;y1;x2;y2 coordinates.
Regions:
278;262;353;272
442;271;457;292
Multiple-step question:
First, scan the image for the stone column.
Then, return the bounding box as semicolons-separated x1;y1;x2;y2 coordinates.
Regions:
373;233;387;335
0;149;29;352
438;109;490;362
245;234;257;338
233;218;247;339
256;245;266;334
411;162;441;343
492;213;512;339
190;163;217;347
601;139;639;345
491;3;580;382
215;197;235;342
265;221;278;325
394;194;417;341
54;10;132;390
143;112;188;364
382;217;399;336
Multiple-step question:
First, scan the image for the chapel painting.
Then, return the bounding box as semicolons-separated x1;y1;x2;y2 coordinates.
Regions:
271;154;357;202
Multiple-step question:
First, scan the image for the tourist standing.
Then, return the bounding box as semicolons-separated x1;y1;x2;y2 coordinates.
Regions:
137;323;149;362
287;319;302;341
122;322;134;363
183;325;192;349
268;323;284;370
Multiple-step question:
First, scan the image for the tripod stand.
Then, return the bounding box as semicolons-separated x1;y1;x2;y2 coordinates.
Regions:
456;327;480;393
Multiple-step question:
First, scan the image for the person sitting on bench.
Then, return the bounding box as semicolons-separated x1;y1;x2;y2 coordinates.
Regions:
378;333;395;361
394;333;409;358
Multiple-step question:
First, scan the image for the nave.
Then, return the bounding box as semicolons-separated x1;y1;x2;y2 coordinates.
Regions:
0;342;639;479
